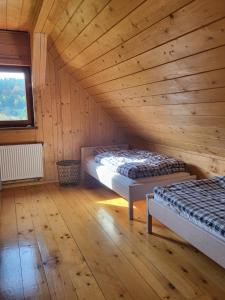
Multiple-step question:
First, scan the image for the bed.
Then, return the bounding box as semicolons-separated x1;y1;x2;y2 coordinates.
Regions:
146;177;225;268
81;144;196;220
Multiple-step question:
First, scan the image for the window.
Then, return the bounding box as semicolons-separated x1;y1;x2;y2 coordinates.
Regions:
0;66;34;128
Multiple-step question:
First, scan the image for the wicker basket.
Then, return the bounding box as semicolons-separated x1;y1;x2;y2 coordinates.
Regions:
56;160;80;185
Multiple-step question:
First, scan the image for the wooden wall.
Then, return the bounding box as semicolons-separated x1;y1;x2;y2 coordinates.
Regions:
43;0;225;178
0;54;126;181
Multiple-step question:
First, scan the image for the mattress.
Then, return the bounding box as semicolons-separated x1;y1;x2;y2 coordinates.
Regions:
85;156;191;185
94;149;186;179
152;177;225;241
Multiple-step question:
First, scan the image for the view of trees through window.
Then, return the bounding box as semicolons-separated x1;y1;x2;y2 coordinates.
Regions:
0;71;28;121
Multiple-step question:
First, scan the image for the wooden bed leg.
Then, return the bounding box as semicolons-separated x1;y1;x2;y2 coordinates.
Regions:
128;199;134;220
146;196;153;234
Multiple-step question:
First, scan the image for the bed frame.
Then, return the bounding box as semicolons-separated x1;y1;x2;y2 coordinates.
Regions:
147;196;225;268
81;145;196;220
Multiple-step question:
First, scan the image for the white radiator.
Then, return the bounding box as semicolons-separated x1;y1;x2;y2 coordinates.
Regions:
0;143;44;181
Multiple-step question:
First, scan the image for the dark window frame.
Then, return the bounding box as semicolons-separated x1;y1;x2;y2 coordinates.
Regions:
0;65;34;128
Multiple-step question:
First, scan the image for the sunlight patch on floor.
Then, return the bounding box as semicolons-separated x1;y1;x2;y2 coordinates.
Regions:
97;198;136;209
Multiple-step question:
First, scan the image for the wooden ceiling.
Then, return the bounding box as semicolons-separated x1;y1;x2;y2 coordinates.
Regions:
1;0;225;175
0;0;42;31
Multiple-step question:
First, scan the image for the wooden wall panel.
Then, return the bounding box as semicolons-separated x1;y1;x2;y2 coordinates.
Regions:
32;32;47;88
146;143;225;179
128;137;225;179
0;54;126;181
0;130;36;145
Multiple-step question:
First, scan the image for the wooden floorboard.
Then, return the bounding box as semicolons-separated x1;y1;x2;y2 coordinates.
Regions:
0;183;224;300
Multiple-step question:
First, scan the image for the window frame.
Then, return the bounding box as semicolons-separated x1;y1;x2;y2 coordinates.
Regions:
0;65;34;128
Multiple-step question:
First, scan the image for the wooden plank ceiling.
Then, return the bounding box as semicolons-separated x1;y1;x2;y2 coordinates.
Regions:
1;0;225;176
0;0;42;31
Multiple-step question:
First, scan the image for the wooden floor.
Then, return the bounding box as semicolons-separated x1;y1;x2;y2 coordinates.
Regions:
0;184;225;300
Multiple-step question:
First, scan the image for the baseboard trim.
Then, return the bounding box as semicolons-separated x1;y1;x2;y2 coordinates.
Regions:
2;179;58;189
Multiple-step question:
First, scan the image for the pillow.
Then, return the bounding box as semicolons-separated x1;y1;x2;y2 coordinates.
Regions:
94;146;122;155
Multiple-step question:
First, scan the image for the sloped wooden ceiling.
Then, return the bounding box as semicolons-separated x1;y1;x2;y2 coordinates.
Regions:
0;0;42;31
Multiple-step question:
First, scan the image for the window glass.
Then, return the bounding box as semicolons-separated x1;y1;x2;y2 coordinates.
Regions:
0;66;34;128
0;71;28;121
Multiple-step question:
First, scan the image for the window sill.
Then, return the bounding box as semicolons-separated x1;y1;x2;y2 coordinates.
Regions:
0;126;37;131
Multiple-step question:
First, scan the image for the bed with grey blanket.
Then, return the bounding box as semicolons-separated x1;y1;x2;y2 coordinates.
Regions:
152;177;225;241
147;176;225;267
81;145;196;220
95;149;186;179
